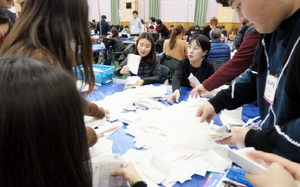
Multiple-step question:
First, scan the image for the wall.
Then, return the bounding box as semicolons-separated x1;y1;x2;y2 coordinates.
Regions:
88;0;240;29
88;0;111;21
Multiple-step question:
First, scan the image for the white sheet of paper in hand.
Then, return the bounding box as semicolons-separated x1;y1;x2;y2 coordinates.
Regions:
227;148;267;175
127;54;141;74
188;73;201;86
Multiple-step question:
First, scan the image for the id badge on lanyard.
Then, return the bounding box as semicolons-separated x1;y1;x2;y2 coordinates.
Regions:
264;73;278;105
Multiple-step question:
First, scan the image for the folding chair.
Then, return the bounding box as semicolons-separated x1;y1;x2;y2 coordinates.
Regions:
110;43;135;66
210;60;227;72
160;55;178;84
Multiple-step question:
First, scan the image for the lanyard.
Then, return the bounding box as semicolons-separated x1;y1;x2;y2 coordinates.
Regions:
267;19;300;76
189;62;202;81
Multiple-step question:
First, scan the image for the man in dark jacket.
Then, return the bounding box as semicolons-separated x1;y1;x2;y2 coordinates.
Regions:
205;28;230;61
197;0;300;163
155;19;170;38
96;15;110;37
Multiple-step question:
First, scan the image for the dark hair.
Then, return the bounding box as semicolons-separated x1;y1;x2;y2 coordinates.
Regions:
155;19;162;25
134;32;156;65
0;0;95;93
0;57;91;187
221;25;225;29
170;25;174;28
169;24;184;50
149;25;154;29
189;26;196;32
0;7;13;42
150;17;155;23
101;15;106;19
141;19;145;24
110;27;121;40
229;27;238;35
125;25;129;28
133;10;138;15
216;0;229;6
189;34;211;53
92;19;95;22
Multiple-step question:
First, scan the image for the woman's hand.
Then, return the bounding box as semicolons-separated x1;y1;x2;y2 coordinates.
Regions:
137;79;145;86
167;89;180;105
120;65;130;74
110;163;143;185
190;84;207;98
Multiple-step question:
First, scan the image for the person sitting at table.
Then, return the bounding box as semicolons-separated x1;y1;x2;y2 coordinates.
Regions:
205;28;231;62
163;24;188;60
0;0;109;148
183;30;190;42
105;27;125;65
167;34;214;104
114;32;162;86
224;27;238;51
0;57;147;187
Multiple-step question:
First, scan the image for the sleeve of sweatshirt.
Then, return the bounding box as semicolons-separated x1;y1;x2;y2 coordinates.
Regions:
171;60;185;92
202;31;260;91
208;47;259;113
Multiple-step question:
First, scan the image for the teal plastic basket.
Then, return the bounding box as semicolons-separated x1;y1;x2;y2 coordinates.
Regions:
77;64;115;84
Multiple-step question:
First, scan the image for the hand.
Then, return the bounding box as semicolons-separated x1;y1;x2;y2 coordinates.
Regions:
189;81;196;88
190;84;207;98
137;79;144;86
196;101;217;123
104;109;110;119
110;163;143;185
215;126;249;147
120;65;130;74
246;150;300;181
246;162;297;187
167;89;180;105
106;35;112;39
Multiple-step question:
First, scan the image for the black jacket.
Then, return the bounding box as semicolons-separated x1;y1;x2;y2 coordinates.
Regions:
114;56;162;85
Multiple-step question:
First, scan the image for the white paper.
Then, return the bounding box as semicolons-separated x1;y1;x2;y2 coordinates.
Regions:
127;54;141;74
188;73;201;86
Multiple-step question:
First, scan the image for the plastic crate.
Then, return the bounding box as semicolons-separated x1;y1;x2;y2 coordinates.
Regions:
77;64;115;84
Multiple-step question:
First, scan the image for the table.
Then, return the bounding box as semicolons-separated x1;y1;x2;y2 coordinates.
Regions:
86;82;259;187
92;44;112;64
122;38;137;44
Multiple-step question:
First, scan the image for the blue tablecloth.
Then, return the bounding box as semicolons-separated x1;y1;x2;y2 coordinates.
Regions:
86;82;260;187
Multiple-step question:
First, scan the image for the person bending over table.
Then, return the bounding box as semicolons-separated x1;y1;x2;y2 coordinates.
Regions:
197;0;300;163
167;34;214;104
114;32;161;86
0;57;147;187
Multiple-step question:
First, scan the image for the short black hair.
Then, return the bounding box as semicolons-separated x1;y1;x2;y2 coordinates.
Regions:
216;0;229;6
189;34;211;53
149;25;154;29
101;15;107;19
150;17;155;22
155;19;162;25
125;25;129;28
133;10;138;15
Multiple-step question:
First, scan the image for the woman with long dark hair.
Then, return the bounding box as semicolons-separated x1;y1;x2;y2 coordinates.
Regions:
0;57;147;187
0;0;109;146
114;32;161;86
